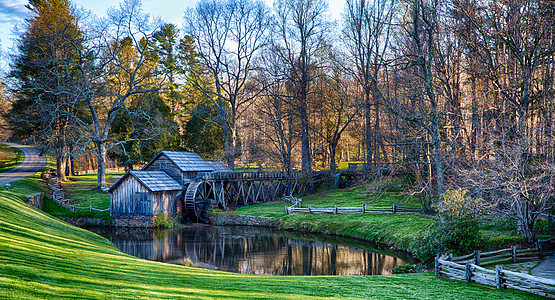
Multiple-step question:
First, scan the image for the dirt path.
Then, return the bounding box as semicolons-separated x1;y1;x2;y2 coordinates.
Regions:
0;143;46;187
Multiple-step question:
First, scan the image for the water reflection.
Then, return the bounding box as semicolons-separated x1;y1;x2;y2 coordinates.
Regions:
103;225;412;276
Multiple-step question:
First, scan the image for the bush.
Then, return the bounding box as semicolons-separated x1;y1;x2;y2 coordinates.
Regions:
153;210;179;228
393;264;415;274
413;217;485;267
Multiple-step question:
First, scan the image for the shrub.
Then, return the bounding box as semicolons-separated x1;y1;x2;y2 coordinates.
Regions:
413;217;485;267
393;264;415;274
153;210;179;228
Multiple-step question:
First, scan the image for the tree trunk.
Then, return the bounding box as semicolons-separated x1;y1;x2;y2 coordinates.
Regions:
329;142;337;172
365;87;372;168
300;104;312;173
432;111;444;205
56;154;67;182
69;154;75;176
95;141;107;189
372;84;381;166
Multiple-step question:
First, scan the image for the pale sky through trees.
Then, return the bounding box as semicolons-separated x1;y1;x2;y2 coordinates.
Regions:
0;0;344;67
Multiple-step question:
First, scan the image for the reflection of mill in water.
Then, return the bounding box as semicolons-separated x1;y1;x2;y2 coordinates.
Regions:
111;226;407;276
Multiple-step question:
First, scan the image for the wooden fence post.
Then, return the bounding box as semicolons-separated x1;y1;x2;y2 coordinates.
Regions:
308;205;312;214
334;205;338;214
392;204;397;213
511;246;517;263
474;250;481;266
285;205;288;214
362;204;365;214
465;263;471;282
435;255;440;277
537;241;543;260
89;205;92;211
448;253;453;261
495;265;504;289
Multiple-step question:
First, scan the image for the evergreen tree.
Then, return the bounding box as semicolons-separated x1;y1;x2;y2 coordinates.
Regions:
8;0;84;181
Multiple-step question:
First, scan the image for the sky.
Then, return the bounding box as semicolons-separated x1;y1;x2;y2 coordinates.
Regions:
0;0;344;68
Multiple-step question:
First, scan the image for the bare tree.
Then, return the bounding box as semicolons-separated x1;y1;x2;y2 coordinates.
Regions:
272;0;330;173
10;0;170;188
254;45;300;173
343;0;395;168
311;56;362;171
183;0;270;169
461;138;555;242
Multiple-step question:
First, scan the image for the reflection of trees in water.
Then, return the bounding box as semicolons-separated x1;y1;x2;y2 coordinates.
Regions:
110;226;407;275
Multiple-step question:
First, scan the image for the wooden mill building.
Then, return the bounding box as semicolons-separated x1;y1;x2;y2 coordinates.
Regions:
109;151;232;227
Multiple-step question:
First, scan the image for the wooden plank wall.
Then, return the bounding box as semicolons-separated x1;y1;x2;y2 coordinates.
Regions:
111;175;183;215
152;190;182;214
111;175;153;215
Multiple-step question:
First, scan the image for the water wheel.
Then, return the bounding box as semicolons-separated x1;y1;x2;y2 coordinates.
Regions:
184;180;212;222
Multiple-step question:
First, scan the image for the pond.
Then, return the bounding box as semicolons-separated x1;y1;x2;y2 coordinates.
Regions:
93;225;414;276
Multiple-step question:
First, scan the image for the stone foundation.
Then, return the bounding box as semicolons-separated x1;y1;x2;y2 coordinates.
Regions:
112;213;181;227
211;214;275;227
113;214;155;227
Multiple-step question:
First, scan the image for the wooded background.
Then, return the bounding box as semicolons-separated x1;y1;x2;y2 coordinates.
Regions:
1;0;554;240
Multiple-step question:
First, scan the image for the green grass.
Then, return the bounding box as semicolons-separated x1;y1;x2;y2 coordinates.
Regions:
63;171;124;209
226;180;429;252
227;179;524;253
0;187;540;299
0;143;24;173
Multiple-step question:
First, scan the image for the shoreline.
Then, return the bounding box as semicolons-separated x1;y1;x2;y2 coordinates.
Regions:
211;213;416;255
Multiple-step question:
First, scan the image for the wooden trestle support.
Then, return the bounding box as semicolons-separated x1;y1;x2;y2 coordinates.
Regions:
184;172;306;221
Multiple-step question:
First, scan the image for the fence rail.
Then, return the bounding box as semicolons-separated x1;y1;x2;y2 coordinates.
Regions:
49;183;109;212
451;244;554;266
285;203;422;215
436;247;555;298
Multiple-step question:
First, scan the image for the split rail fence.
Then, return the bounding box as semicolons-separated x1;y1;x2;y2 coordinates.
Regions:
49;183;109;212
286;203;422;215
435;244;555;298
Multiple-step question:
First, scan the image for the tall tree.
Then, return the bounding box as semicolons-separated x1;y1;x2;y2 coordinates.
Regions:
273;0;330;173
343;0;395;168
183;0;270;169
11;0;171;188
9;0;83;181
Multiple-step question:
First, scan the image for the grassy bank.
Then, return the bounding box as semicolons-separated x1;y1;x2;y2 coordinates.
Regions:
0;187;539;299
224;181;524;253
59;173;525;252
63;172;124;210
224;184;432;251
0;144;24;173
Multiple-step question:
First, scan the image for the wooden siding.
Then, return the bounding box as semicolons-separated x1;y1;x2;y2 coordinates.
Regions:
143;155;183;185
110;175;182;215
183;171;198;182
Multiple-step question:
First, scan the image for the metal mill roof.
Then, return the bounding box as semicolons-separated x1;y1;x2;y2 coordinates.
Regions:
109;171;182;193
143;151;215;172
206;161;234;173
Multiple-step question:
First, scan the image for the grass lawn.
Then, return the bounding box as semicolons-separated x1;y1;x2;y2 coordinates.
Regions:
0;186;540;299
0;144;24;173
63;171;125;209
226;179;525;252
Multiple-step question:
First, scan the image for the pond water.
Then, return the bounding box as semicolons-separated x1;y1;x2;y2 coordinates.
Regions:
93;225;414;276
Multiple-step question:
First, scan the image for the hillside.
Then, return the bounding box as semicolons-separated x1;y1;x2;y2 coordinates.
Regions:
0;185;540;299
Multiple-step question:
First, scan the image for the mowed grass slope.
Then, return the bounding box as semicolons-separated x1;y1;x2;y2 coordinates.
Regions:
228;184;432;251
63;172;125;209
0;187;539;298
0;144;24;173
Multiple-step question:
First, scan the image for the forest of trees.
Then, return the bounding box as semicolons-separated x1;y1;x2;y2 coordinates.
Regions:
1;0;554;241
